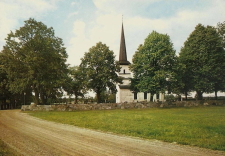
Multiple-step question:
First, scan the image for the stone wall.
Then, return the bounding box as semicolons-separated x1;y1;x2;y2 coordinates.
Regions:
21;100;225;111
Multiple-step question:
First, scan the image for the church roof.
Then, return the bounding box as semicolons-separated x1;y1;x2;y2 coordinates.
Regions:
119;23;130;65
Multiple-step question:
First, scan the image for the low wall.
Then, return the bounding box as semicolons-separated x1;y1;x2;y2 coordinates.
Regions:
21;100;225;111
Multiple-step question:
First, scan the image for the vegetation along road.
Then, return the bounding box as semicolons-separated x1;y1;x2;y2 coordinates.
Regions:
0;110;224;156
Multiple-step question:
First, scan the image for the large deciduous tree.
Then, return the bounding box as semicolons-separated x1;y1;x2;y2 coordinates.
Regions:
0;18;68;105
63;66;87;104
179;24;225;100
217;21;225;49
80;42;122;103
130;31;176;100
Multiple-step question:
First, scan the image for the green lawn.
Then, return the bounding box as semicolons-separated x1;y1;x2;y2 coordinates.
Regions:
28;106;225;151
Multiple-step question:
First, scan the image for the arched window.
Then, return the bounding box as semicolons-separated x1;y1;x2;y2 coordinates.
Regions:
123;69;125;74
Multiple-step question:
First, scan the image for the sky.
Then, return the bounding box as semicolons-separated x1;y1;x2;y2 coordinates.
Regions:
0;0;225;67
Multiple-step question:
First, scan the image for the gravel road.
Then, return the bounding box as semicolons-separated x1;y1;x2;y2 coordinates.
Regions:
0;110;224;156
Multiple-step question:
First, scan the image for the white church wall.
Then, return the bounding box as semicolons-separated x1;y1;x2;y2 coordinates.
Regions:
119;65;131;74
137;92;144;101
122;79;130;85
160;93;165;102
147;93;151;102
119;89;134;103
116;85;121;103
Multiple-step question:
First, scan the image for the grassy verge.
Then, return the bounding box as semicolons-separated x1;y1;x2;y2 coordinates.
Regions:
28;106;225;151
0;140;16;156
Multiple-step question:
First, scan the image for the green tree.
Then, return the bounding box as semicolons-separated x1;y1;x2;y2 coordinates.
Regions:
217;21;225;48
179;24;225;100
94;90;116;103
63;66;87;104
0;63;8;109
0;18;68;105
0;62;27;109
174;57;193;100
130;31;176;100
80;42;122;103
216;21;225;95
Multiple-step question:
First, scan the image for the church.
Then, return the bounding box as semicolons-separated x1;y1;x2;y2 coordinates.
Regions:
116;22;164;103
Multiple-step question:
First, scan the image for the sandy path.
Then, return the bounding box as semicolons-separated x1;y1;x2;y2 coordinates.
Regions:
0;110;224;156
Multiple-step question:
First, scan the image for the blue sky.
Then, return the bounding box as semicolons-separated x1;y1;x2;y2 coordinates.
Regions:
0;0;225;67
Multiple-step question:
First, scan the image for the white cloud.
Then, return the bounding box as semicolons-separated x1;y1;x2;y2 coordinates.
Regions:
71;2;77;6
67;20;92;66
0;0;58;50
3;0;224;67
72;21;86;37
68;12;79;18
93;0;157;15
66;0;225;66
67;14;122;66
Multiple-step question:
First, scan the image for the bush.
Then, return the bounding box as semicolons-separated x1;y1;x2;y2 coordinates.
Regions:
165;94;181;104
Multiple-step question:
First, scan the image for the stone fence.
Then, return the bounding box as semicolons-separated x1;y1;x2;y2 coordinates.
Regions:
21;100;225;111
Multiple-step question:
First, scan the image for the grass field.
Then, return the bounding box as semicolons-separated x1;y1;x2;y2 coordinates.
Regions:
29;106;225;151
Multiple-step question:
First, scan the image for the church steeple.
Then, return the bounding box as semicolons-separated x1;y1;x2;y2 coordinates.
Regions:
119;22;130;65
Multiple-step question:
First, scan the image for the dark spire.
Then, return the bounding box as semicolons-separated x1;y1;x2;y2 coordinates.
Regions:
119;21;130;65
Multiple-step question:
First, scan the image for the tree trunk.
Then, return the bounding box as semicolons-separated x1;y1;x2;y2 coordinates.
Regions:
185;91;188;101
96;91;101;104
150;94;154;102
40;90;47;105
10;97;16;109
215;90;218;100
196;91;203;100
75;95;78;104
34;88;40;105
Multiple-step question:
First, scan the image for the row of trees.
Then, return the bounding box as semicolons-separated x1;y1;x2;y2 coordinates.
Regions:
0;18;122;106
131;22;225;100
63;42;122;104
1;18;225;107
0;19;69;106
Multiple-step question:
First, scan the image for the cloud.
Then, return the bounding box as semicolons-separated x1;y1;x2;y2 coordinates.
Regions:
67;20;92;66
4;0;223;67
66;0;225;66
68;12;79;18
71;2;77;6
0;0;59;50
93;0;157;16
67;14;122;66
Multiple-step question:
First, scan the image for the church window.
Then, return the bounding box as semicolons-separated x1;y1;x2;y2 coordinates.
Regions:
123;69;125;74
144;92;147;99
134;92;137;100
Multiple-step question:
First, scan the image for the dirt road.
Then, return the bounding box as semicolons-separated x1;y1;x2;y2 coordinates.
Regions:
0;110;224;156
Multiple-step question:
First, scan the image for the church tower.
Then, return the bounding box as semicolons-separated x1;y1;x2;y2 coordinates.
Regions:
116;21;165;103
116;22;134;103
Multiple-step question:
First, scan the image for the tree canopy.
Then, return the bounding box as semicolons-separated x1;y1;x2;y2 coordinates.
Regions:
179;24;225;99
217;21;225;49
63;66;87;104
130;31;176;99
79;42;122;103
0;18;68;105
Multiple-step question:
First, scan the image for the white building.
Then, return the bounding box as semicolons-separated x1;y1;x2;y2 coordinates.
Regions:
116;23;164;103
